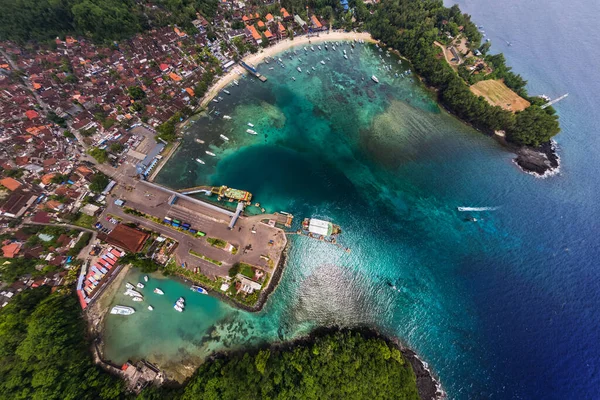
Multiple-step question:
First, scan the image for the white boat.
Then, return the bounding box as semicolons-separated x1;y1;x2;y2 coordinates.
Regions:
344;54;348;60
332;45;336;51
206;151;216;156
269;67;274;70
325;44;328;50
132;297;143;302
311;46;315;51
144;275;148;282
174;304;184;312
304;46;307;51
212;99;219;103
233;80;239;86
125;282;134;289
191;285;208;294
195;158;205;165
291;77;296;81
246;129;257;135
111;306;135;315
178;297;185;303
247;122;254;127
223;115;232;120
371;75;379;83
220;134;229;141
320;60;325;65
147;305;153;311
125;288;143;297
223;89;230;95
154;288;164;295
297;67;302;73
312;66;316;71
265;59;269;64
136;282;145;289
195;138;205;144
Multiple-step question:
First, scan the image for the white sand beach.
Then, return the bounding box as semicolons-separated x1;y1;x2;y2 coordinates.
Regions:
201;31;375;107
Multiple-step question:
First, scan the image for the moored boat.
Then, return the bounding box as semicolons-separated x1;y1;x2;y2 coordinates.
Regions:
247;122;254;127
223;89;230;95
246;129;257;135
125;282;134;289
154;288;164;295
195;158;205;165
148;305;153;311
191;285;208;294
297;67;302;73
371;75;379;83
206;151;216;156
321;60;325;65
111;305;135;315
220;134;229;141
144;275;148;282
223;115;232;120
233;80;239;86
174;304;184;312
136;282;145;289
125;288;143;297
132;297;143;302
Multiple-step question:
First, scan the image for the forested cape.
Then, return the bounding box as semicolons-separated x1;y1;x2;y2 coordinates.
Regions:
0;0;218;42
366;0;560;147
0;288;421;399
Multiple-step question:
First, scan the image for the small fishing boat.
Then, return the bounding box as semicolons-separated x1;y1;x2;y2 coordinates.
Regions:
111;306;135;315
147;305;153;311
174;304;184;312
344;54;348;60
136;282;145;289
371;75;379;83
132;297;143;302
312;66;316;71
233;80;239;86
191;285;208;294
269;67;274;70
206;151;216;156
246;129;257;135
321;60;325;65
212;98;219;103
220;134;229;141
195;138;205;144
317;45;321;50
247;122;254;127
125;282;134;290
311;46;315;51
144;275;148;282
223;115;232;120
297;66;302;73
195;158;205;165
154;288;164;295
332;45;336;51
223;89;230;95
292;77;296;81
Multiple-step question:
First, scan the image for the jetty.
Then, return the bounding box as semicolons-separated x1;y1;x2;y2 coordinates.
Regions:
240;61;267;82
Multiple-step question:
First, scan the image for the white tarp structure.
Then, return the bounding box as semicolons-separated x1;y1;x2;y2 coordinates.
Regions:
308;218;333;236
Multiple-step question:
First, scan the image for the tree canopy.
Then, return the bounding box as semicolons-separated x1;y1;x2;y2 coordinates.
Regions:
0;288;124;400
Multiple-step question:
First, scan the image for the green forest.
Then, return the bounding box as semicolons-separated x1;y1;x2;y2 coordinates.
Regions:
0;0;218;42
0;288;124;400
365;0;560;147
0;289;420;399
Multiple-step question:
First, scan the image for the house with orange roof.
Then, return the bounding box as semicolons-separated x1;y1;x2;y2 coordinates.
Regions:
245;25;262;44
281;8;292;21
41;173;57;185
168;72;183;82
185;87;195;97
278;22;287;36
257;20;266;29
242;15;250;24
174;27;187;37
264;29;275;41
25;110;39;120
2;242;22;258
311;15;324;30
265;13;274;22
0;177;22;192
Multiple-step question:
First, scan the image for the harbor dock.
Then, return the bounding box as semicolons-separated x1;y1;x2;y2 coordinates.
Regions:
240;61;267;82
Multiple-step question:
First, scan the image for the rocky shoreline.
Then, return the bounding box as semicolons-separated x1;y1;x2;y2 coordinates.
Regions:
513;140;560;177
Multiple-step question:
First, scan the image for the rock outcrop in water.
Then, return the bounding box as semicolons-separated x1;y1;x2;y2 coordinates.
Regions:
514;140;560;177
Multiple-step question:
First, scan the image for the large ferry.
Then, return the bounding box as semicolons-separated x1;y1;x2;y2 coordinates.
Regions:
111;305;135;315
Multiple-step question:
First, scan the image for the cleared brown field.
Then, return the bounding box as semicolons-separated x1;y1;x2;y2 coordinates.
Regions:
470;79;530;112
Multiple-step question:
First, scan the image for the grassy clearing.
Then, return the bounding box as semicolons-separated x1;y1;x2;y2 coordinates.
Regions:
188;249;222;266
72;213;95;229
470;79;530;112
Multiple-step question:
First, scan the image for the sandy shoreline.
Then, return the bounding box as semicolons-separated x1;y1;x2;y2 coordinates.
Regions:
200;31;375;107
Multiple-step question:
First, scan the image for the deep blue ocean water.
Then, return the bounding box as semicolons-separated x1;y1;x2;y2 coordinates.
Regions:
104;1;600;398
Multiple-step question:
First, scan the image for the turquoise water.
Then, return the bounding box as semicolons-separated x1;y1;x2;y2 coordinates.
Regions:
105;21;600;399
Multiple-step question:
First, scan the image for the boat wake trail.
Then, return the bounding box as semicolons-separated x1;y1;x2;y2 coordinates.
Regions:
457;206;500;212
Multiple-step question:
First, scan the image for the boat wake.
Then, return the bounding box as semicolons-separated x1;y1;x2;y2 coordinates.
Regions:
456;206;499;212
